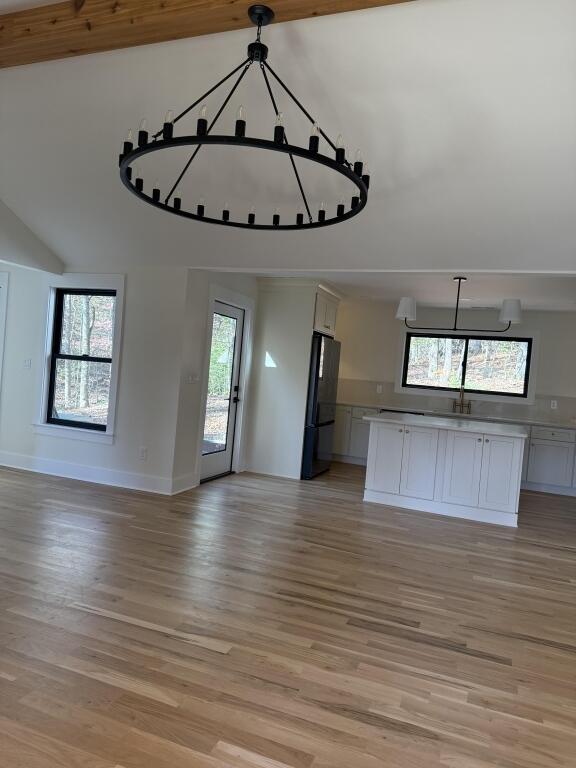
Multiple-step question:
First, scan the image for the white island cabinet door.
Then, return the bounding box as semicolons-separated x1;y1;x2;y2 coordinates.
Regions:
366;423;405;494
399;427;439;500
442;431;483;507
479;436;522;514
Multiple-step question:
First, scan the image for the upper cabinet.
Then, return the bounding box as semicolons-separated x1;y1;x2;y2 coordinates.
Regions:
314;290;339;337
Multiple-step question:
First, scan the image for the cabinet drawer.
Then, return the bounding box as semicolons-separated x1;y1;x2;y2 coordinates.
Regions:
531;426;575;442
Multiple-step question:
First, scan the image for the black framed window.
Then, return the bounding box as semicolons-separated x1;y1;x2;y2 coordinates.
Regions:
47;289;117;431
402;333;532;398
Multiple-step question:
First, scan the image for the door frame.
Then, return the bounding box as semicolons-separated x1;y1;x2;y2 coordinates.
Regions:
196;283;255;482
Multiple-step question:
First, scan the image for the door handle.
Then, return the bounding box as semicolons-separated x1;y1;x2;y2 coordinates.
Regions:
233;396;240;404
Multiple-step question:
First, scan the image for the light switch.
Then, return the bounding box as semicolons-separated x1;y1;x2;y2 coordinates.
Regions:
23;359;32;369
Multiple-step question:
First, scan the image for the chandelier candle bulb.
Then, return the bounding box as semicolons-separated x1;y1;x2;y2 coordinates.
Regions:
222;203;230;222
336;134;345;164
309;123;320;153
362;170;371;189
135;176;144;192
197;197;205;217
296;207;304;225
235;105;246;137
126;166;133;181
354;150;364;176
273;208;280;226
197;104;208;136
152;185;161;203
274;112;285;144
173;197;181;210
351;195;360;209
123;129;133;156
138;119;148;147
318;201;326;223
162;110;174;140
248;206;256;225
337;200;345;217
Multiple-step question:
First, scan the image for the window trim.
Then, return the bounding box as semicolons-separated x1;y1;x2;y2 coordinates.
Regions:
46;288;116;432
401;332;533;399
38;274;125;441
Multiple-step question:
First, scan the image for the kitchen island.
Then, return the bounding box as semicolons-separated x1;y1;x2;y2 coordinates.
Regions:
364;412;529;527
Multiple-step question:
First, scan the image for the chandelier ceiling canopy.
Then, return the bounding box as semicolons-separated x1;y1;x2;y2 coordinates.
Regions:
118;5;370;230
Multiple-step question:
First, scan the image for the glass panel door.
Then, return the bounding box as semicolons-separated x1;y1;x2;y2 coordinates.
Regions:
201;302;244;480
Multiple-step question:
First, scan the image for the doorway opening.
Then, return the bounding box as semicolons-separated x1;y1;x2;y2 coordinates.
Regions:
200;301;245;481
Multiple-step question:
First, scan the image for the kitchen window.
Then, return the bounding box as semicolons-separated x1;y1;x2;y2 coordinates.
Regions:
402;333;532;398
45;287;119;432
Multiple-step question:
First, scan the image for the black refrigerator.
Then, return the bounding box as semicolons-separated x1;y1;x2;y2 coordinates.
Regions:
301;332;341;479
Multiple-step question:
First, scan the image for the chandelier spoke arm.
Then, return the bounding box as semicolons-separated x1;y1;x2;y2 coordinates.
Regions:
260;63;312;223
152;58;251;140
263;60;351;168
164;62;252;204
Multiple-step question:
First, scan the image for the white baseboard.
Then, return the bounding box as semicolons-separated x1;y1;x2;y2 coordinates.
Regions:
171;472;199;495
0;450;175;495
363;488;518;528
522;481;576;497
333;454;367;466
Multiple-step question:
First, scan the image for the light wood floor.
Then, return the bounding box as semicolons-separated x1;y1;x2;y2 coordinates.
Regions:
0;463;576;767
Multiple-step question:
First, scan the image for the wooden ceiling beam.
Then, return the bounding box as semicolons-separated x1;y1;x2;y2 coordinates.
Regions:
0;0;413;69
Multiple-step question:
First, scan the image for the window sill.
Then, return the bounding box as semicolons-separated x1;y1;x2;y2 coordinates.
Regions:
33;423;115;444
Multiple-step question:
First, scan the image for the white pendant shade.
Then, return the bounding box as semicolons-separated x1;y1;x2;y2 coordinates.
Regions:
396;296;417;321
499;299;522;324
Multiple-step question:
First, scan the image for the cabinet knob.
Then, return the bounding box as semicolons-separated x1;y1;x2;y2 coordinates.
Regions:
405;429;410;434
398;428;403;433
485;438;490;443
477;438;482;442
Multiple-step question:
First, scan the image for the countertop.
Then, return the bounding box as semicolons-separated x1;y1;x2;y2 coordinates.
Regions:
339;402;576;431
364;411;530;439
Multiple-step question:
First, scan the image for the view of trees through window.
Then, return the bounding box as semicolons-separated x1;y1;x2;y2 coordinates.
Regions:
404;334;531;395
49;292;115;427
202;313;237;454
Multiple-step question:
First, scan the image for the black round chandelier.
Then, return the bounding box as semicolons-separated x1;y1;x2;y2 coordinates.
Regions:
118;5;370;230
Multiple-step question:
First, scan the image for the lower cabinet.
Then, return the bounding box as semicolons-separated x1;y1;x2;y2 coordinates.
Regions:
478;435;522;513
442;431;483;507
527;439;575;487
349;418;371;458
367;424;523;519
400;426;438;500
333;406;352;455
367;423;405;493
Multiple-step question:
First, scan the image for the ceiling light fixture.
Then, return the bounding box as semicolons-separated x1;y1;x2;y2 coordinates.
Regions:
118;5;370;230
396;277;522;332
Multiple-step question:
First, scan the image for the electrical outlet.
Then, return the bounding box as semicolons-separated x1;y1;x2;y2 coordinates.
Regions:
551;400;558;410
376;383;383;395
138;446;148;461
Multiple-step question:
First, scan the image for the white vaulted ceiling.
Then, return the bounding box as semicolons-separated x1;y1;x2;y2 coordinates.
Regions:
0;0;574;273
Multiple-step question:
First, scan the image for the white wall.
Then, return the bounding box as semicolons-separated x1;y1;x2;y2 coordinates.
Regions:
0;264;258;493
246;280;316;479
336;298;576;398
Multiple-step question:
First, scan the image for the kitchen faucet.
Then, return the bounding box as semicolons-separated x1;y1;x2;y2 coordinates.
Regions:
453;386;472;414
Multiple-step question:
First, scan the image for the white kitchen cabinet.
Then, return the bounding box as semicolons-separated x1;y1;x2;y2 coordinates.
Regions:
400;426;439;500
442;430;483;507
349;418;372;459
366;422;405;494
527;439;575;488
333;406;352;456
314;291;338;337
479;435;523;513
